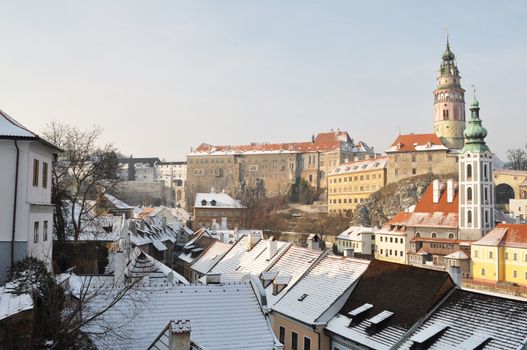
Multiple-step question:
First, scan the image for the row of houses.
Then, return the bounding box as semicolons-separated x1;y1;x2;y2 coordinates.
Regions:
167;230;527;350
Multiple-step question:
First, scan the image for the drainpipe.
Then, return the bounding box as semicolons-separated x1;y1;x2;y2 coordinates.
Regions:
11;139;20;269
312;324;321;350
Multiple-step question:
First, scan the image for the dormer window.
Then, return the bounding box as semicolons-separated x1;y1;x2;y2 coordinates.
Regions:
211;199;217;206
201;199;207;206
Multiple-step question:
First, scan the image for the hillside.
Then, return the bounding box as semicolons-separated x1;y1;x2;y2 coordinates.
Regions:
351;173;458;227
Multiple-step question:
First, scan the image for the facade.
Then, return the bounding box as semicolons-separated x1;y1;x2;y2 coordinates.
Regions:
433;37;466;149
458;97;495;239
0;110;60;283
374;212;411;264
471;223;527;287
193;192;247;229
186;131;374;202
327;157;387;214
385;133;458;183
510;199;527;221
335;226;375;256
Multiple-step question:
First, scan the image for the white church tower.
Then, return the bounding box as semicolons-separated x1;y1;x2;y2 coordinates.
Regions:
458;95;494;240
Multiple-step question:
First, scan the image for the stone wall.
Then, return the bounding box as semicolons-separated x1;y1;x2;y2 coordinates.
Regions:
387;150;458;184
116;181;165;206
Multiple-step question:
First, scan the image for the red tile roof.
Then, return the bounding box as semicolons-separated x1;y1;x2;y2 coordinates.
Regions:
192;131;352;154
497;224;527;248
414;185;458;214
387;133;446;152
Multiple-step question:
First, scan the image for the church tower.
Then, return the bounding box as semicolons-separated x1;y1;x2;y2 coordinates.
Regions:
458;96;494;240
433;37;466;149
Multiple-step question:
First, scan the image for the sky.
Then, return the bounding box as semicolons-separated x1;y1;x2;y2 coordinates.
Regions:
0;1;525;161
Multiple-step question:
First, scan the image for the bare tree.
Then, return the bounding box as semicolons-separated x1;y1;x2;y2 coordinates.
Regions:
506;144;527;170
43;122;121;241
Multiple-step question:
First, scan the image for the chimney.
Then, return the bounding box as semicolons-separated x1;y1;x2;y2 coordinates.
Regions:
130;219;137;234
267;239;278;260
447;179;455;203
234;225;240;240
169;320;191;350
221;217;228;230
432;179;441;203
162;216;167;228
205;274;221;285
247;233;259;251
307;234;320;250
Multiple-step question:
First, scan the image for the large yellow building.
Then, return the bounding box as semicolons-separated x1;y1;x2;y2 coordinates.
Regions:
471;224;527;287
327;157;387;215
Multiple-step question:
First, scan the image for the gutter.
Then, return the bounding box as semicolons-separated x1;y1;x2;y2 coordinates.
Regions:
11;139;20;269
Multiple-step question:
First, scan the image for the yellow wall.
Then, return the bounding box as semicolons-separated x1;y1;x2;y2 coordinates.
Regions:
374;233;407;264
271;313;330;350
472;245;527;287
328;167;387;214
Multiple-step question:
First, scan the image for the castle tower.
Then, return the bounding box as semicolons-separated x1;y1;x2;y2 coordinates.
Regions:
433;37;466;149
458;96;494;240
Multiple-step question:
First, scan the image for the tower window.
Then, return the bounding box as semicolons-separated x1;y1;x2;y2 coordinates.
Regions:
467;164;472;179
443;109;449;120
467;210;473;225
467;187;473;202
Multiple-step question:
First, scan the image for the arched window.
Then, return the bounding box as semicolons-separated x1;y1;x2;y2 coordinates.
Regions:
484;164;488;180
485;210;489;224
467;164;472;179
431;232;437;238
415;232;421;238
467;187;473;202
467;210;473;225
484;187;488;202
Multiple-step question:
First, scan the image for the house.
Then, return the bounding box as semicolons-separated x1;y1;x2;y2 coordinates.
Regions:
189;241;232;282
193;192;247;229
335;226;375;256
374;212;411;265
0;109;61;282
325;260;455;350
327;157;387;215
471;223;527;287
271;255;370;350
81;280;282;349
175;229;217;281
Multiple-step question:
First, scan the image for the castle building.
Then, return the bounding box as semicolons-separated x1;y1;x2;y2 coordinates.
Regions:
458;97;495;239
433;36;466;149
386;39;466;183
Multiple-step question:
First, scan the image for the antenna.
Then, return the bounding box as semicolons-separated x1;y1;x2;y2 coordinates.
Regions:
471;84;476;100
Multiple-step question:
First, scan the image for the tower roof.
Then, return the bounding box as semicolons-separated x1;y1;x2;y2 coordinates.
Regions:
439;36;459;76
462;95;490;153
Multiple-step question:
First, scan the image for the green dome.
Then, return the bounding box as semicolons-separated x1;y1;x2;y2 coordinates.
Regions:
464;119;487;140
462;98;490;153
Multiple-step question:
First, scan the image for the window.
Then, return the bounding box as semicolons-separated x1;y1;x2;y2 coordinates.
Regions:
467;187;473;202
506;252;509;260
411;154;416;162
467;164;472;179
467;210;472;225
33;159;39;186
390;237;393;243
448;233;454;239
33;222;39;243
415;232;421;238
484;164;488;179
474;250;478;258
412;168;417;175
514;253;517;261
481;268;485;276
42;162;48;189
43;221;48;241
443;109;449;120
279;326;285;343
291;331;298;350
428;154;433;161
380;249;383;254
304;337;311;350
400;251;403;257
489;251;493;259
513;270;518;278
431;232;437;238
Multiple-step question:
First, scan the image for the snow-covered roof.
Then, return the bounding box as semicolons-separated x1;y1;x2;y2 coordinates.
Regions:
397;289;527;349
209;236;290;275
191;242;232;274
194;192;245;209
104;193;134;210
83;282;278;350
272;255;369;325
0;283;33;320
337;226;374;241
444;250;469;260
125;248;189;284
0;109;61;150
263;246;325;306
329;158;387;176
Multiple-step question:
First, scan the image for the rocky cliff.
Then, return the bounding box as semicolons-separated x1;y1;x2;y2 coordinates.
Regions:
351;173;458;228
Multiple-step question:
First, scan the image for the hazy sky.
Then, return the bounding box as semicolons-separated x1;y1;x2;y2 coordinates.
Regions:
0;1;525;160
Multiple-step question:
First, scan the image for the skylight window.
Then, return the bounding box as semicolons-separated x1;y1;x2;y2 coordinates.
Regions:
298;294;308;301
